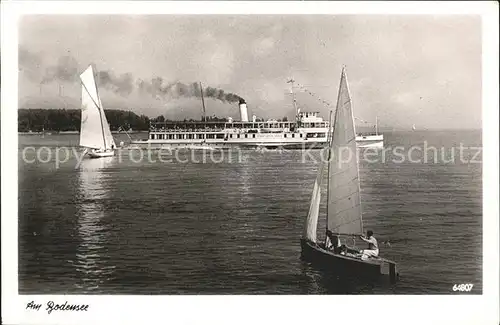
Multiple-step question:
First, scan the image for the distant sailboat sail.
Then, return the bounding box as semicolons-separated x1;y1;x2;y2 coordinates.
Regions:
303;161;325;242
327;68;363;235
79;65;115;150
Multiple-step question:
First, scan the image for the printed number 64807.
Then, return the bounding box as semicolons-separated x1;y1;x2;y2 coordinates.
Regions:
453;284;474;292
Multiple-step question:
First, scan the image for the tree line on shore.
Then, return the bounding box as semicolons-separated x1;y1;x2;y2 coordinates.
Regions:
17;109;243;132
18;109;151;132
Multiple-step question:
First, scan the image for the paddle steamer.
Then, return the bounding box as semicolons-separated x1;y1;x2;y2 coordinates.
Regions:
129;83;383;150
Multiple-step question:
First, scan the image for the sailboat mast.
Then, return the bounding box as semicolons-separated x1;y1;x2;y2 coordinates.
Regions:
325;109;334;237
287;78;299;123
375;116;378;135
199;82;206;122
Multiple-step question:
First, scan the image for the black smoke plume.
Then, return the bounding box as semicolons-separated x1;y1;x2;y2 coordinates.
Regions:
20;49;244;103
136;78;243;103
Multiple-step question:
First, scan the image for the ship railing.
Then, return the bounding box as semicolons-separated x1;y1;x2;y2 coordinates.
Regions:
149;128;227;133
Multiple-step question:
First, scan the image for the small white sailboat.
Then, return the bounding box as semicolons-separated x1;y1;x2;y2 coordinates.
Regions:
412;124;417;131
300;67;398;283
79;65;116;159
355;116;384;148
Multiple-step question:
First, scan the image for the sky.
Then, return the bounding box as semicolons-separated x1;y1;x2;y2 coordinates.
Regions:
18;15;482;129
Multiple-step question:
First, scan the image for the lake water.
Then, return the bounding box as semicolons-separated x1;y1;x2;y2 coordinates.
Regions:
18;130;482;294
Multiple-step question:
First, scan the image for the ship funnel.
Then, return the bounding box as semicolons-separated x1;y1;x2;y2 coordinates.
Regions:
239;98;249;122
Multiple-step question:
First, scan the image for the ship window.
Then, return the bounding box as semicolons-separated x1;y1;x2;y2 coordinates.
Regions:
292;134;295;138
284;134;287;138
311;123;315;127
300;134;303;138
245;134;248;138
237;134;240;139
230;134;232;138
252;134;255;138
216;134;224;139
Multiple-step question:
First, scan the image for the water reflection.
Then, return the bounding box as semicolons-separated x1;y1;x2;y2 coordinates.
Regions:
72;157;116;292
238;153;252;197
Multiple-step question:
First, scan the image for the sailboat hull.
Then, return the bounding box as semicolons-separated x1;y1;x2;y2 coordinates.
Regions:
357;141;384;149
88;149;115;158
300;239;398;283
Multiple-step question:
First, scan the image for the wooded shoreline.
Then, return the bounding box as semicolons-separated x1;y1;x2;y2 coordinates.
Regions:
18;108;231;132
18;108;151;132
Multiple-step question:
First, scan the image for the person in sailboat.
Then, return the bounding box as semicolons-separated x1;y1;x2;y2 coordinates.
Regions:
325;230;339;250
359;230;379;260
325;230;347;255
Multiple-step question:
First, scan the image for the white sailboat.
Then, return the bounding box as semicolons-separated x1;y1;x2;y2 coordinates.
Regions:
79;65;116;159
355;116;384;148
300;67;398;283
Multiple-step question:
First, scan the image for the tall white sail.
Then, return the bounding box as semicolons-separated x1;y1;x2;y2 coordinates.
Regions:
100;107;116;149
95;81;116;149
303;161;325;242
79;65;114;150
327;67;363;235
